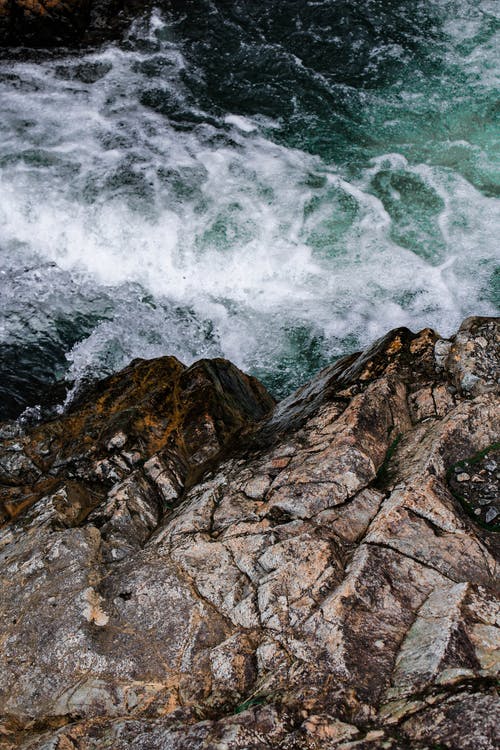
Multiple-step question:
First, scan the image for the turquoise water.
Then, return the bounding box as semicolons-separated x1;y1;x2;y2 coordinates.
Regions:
0;0;498;416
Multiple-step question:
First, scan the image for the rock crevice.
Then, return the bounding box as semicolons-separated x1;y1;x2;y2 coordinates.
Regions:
0;316;498;749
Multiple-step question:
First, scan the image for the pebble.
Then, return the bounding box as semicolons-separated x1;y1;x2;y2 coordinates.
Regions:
479;496;495;506
485;508;498;524
107;432;127;451
456;472;470;482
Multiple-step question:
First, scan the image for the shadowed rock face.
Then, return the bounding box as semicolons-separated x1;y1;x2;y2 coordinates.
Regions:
0;317;498;749
0;355;275;528
0;0;150;47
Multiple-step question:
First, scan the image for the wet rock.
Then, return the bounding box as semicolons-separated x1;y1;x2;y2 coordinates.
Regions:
0;0;151;48
0;316;498;749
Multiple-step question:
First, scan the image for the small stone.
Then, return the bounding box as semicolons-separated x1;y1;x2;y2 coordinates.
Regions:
107;432;127;451
82;587;109;627
244;475;271;499
485;508;498;524
460;372;479;393
434;339;452;369
479;496;494;506
122;450;141;466
456;472;470;482
110;547;129;561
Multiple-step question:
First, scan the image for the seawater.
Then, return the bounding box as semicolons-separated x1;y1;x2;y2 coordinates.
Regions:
0;0;498;417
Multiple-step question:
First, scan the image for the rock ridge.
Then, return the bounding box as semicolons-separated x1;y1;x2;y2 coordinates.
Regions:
0;316;498;749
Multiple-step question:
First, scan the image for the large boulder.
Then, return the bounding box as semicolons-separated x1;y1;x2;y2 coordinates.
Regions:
0;317;498;749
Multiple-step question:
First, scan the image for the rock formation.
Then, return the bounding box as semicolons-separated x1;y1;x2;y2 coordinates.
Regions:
0;0;150;48
0;316;498;749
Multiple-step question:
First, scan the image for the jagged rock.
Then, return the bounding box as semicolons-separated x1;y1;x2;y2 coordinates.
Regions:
0;317;498;749
0;356;274;546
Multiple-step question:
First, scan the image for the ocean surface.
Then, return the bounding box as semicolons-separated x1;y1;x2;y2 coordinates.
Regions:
0;0;499;418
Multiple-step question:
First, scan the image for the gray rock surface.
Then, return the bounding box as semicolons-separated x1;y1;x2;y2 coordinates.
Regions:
0;317;498;749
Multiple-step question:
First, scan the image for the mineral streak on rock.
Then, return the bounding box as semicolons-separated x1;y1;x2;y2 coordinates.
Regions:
0;316;498;749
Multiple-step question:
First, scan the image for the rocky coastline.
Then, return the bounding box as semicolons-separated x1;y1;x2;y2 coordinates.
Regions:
0;316;498;749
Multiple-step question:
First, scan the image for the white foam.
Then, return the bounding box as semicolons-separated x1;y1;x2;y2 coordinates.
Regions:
0;3;498;397
224;115;257;132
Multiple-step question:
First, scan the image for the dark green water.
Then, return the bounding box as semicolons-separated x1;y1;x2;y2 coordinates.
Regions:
0;0;498;417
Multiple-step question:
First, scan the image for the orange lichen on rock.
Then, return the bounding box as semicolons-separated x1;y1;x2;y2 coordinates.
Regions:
0;355;274;524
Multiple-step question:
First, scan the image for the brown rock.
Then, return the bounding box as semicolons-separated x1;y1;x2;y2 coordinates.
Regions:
0;317;498;749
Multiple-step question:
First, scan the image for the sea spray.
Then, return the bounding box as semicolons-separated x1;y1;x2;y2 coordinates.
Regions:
0;0;498;416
